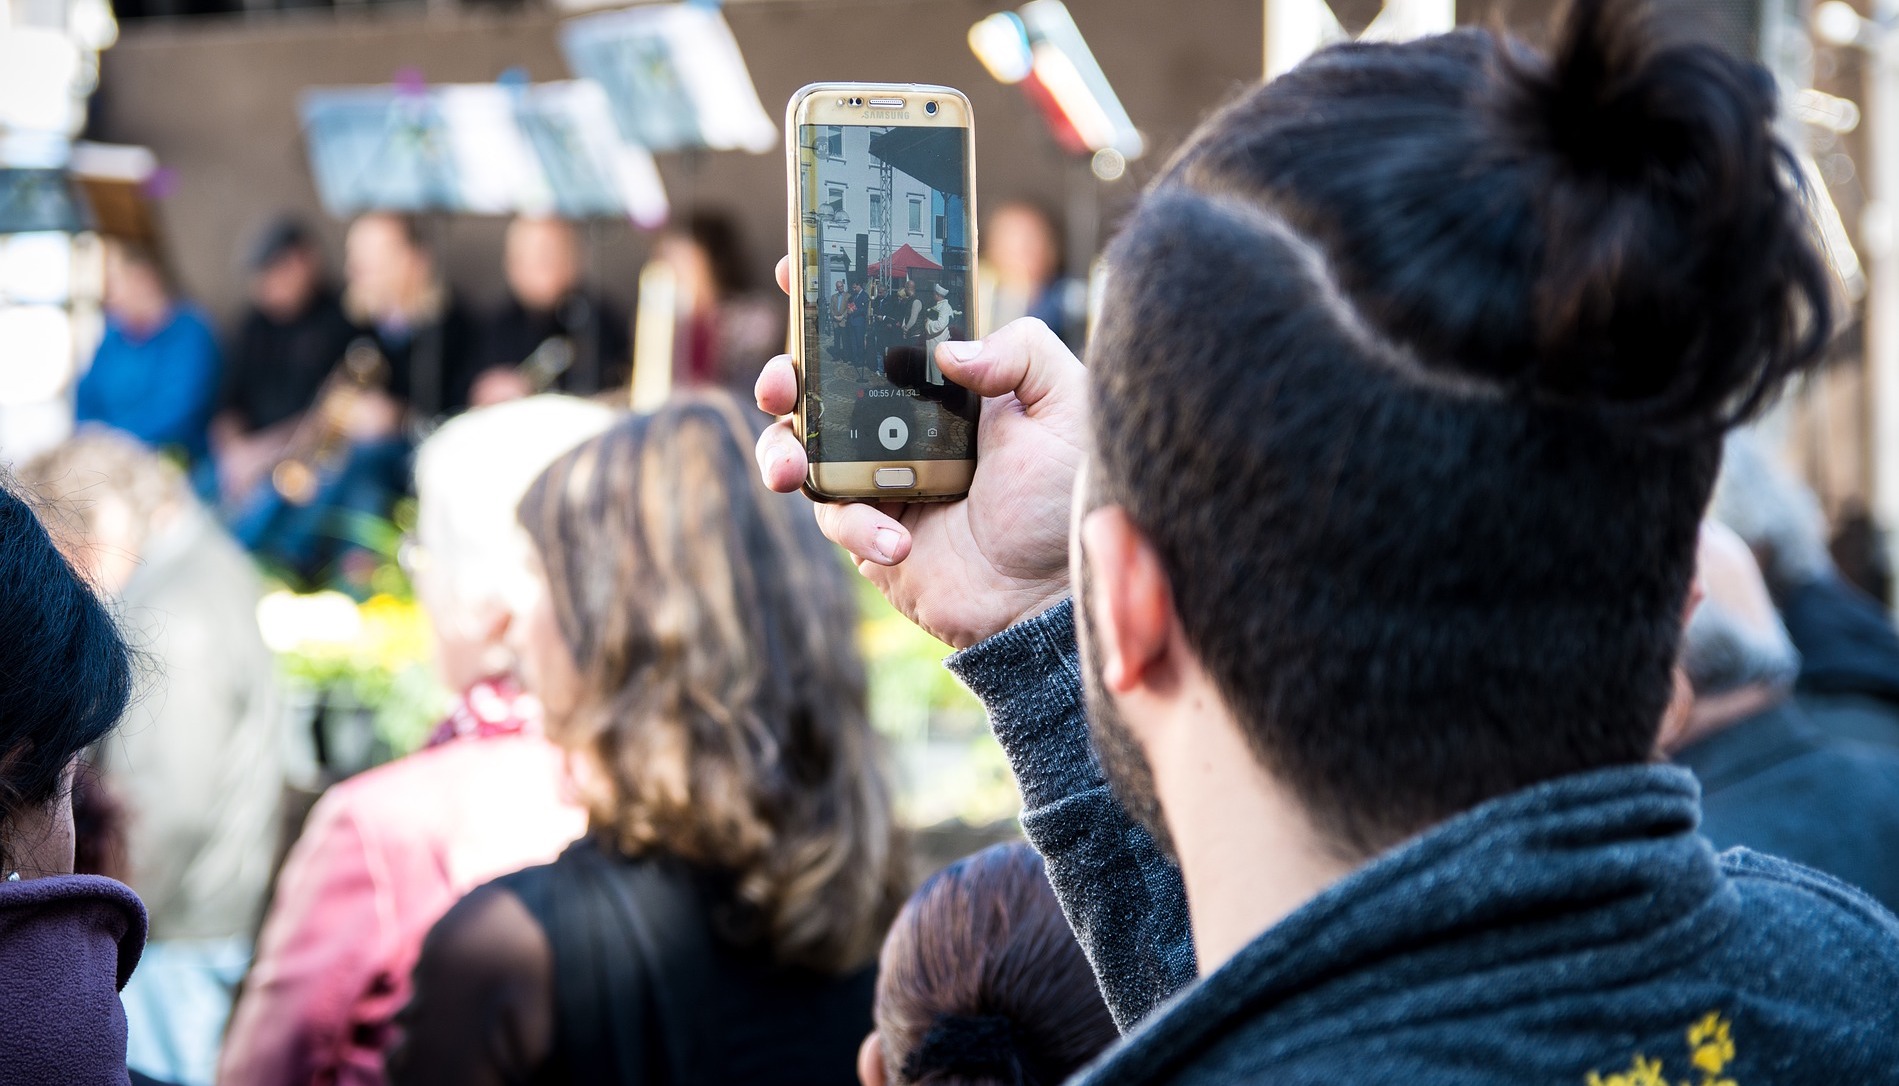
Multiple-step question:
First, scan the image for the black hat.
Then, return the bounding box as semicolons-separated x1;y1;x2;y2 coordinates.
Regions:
246;216;313;272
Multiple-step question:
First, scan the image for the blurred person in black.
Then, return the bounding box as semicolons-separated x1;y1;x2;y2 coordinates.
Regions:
391;394;902;1086
1663;521;1899;915
1712;430;1899;749
228;213;479;587
467;216;629;406
342;212;482;424
210;218;356;514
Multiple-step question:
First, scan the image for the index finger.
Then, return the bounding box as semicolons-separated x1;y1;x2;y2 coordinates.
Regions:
755;354;798;418
776;256;792;297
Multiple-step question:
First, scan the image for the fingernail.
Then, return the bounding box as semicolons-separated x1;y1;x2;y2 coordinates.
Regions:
945;341;982;362
872;528;902;564
757;444;782;478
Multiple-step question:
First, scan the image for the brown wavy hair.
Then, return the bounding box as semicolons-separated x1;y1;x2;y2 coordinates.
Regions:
518;391;904;972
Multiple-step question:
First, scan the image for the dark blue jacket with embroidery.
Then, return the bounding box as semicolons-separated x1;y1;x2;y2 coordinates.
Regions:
947;600;1899;1084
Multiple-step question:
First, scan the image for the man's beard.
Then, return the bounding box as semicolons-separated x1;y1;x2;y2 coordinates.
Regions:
1077;563;1177;862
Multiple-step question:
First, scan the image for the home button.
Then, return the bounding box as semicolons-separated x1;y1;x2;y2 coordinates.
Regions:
874;467;917;489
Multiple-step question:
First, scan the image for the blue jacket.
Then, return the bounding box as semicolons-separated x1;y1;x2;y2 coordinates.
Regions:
1784;572;1899;750
1677;699;1899;916
76;306;222;464
948;599;1899;1084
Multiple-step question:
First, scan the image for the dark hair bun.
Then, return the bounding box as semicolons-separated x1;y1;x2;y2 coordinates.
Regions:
1496;0;1833;429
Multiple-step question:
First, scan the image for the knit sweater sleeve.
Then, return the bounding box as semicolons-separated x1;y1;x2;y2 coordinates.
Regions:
946;598;1196;1032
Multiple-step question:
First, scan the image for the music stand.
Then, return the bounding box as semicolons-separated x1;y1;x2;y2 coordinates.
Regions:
300;80;667;224
559;3;776;155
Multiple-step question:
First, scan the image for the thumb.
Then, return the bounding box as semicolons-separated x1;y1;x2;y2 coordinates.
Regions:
936;318;1084;410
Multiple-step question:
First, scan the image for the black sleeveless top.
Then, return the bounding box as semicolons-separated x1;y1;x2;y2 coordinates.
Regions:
495;838;875;1086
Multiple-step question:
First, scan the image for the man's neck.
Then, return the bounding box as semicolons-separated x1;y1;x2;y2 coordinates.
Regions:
1152;701;1357;973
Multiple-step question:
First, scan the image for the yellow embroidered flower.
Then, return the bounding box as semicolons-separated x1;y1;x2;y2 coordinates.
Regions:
1688;1013;1735;1076
1584;1012;1739;1086
1586;1055;1667;1086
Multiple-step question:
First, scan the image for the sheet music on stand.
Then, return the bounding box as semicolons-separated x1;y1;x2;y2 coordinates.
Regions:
300;80;669;225
560;3;776;155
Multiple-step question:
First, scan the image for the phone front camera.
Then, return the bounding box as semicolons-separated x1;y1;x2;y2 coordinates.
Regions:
925;101;939;116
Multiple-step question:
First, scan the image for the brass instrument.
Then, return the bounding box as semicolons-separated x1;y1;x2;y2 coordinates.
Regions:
270;337;389;506
518;334;576;394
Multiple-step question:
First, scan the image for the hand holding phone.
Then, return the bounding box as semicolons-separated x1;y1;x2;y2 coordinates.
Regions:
757;258;1084;649
786;83;980;502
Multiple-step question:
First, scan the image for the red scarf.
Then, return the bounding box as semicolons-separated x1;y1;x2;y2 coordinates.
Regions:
425;676;540;749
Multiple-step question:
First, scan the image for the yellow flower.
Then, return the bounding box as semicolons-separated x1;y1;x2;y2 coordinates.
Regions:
1688;1013;1735;1076
1587;1055;1667;1086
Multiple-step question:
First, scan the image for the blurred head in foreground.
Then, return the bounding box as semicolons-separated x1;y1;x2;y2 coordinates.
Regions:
513;390;902;970
1076;0;1833;858
861;842;1117;1086
412;394;618;695
0;471;131;878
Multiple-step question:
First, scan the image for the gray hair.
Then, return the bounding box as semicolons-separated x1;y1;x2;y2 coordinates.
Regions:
15;426;193;558
1682;595;1801;699
1709;429;1833;588
412;394;618;620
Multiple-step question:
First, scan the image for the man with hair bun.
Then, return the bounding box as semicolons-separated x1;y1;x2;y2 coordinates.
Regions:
755;0;1899;1080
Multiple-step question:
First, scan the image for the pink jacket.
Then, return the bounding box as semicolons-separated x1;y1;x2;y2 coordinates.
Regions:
218;733;586;1086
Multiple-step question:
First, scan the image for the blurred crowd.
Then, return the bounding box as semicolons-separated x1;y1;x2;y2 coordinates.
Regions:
0;193;1091;1086
8;2;1899;1085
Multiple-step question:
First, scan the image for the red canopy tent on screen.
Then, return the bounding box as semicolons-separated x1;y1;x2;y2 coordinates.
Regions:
869;243;941;277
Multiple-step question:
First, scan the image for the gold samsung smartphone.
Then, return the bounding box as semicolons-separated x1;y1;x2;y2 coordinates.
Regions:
787;83;979;502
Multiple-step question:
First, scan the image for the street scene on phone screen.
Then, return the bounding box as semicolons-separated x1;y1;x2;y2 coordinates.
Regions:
797;121;976;463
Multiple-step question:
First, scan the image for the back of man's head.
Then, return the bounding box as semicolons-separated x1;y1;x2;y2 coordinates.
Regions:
1086;0;1832;854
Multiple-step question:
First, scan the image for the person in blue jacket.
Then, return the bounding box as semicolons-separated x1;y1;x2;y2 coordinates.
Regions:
751;0;1899;1081
76;240;221;468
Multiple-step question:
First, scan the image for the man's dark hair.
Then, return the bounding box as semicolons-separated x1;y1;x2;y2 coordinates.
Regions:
0;475;132;870
1087;0;1833;855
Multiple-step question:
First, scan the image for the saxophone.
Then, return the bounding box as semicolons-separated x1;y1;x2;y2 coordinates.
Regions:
269;337;390;506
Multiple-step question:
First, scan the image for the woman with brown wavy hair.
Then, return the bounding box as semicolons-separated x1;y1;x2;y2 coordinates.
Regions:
390;392;906;1086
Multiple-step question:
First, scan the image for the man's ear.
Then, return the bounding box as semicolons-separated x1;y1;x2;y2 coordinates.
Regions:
1080;505;1176;694
857;1031;886;1086
1655;665;1696;756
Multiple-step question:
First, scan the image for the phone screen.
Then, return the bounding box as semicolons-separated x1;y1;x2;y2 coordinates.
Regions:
798;122;977;464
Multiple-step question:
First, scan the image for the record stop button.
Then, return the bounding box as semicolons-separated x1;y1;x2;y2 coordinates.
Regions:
874;467;917;489
878;416;909;451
